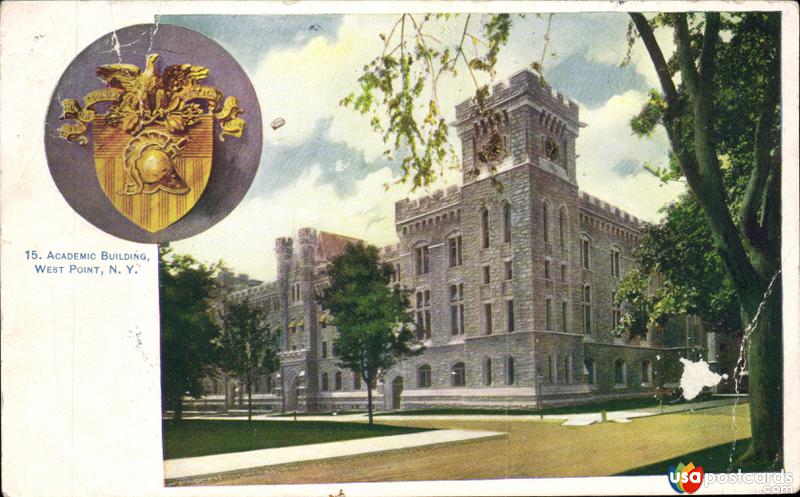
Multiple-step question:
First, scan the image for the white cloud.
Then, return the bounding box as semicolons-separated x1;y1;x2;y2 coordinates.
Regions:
576;89;684;221
173;164;407;281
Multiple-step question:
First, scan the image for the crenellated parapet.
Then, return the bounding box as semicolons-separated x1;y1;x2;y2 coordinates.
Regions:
395;185;461;225
578;190;643;241
455;69;579;132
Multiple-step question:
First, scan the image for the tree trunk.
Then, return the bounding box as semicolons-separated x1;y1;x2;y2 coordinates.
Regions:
738;280;783;466
366;374;374;425
247;382;253;421
172;395;183;421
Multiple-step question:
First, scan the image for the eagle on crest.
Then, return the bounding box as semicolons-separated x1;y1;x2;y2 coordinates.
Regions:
97;53;211;134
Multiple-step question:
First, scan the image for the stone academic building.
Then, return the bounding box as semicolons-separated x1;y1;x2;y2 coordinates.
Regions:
190;69;712;413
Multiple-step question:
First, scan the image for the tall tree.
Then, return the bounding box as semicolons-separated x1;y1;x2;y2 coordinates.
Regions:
627;12;782;466
218;300;281;421
317;242;421;424
159;244;220;421
614;193;741;339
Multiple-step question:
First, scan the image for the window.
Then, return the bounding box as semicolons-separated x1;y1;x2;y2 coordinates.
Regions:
611;291;621;330
321;372;329;391
481;208;490;248
415;290;431;340
506;357;515;385
322;341;328;358
504;260;513;280
559;207;567;248
548;355;556;383
392;263;401;282
482;265;491;284
561;301;569;332
583;285;592;334
418;365;432;388
353;372;362;390
542;203;550;243
502;202;512;243
452;362;466;387
332;342;338;356
484;358;493;385
544;259;551;279
580;236;591;270
506;300;515;332
334;371;343;391
563;355;572;384
483;303;493;335
611;247;621;278
642;360;653;386
560;264;567;282
585;359;596;385
448;236;463;267
415;245;430;275
450;284;465;335
544;136;560;161
614;359;627;386
545;299;552;330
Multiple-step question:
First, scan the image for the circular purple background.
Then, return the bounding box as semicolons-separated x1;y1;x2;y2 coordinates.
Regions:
45;23;262;243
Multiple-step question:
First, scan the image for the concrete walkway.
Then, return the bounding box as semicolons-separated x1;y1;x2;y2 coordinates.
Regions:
164;429;506;481
181;397;743;426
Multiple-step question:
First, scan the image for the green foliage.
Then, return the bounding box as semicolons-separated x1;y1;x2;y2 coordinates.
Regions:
317;242;422;422
159;244;221;419
341;13;514;190
615;194;742;339
218;300;281;419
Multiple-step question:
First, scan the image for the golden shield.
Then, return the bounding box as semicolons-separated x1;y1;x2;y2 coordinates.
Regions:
58;53;245;233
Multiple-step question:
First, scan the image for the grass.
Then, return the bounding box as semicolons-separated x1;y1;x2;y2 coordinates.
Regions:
162;420;430;460
376;395;726;417
617;438;780;475
195;403;757;485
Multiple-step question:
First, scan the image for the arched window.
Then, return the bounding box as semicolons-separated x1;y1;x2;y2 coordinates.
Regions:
580;235;591;270
502;202;512;243
418;365;432;388
542;203;550;243
353;372;362;390
584;359;596;385
321;372;329;391
559;207;568;248
506;357;515;385
583;284;592;335
614;359;627;386
484;358;493;385
641;360;653;386
480;207;490;248
611;246;621;278
334;371;343;391
452;362;466;387
611;291;621;329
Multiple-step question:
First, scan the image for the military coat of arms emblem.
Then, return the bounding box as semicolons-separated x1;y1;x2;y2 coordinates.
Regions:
58;53;246;233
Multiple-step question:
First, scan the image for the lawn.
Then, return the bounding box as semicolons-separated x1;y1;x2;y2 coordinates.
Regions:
199;403;760;485
162;420;430;460
376;395;725;417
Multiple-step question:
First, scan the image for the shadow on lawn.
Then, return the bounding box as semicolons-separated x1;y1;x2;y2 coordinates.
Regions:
617;439;782;475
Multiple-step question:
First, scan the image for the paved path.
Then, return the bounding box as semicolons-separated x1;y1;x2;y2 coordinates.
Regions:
164;429;506;481
181;397;743;426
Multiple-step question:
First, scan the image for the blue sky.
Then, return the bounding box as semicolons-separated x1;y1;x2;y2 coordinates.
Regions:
164;13;684;281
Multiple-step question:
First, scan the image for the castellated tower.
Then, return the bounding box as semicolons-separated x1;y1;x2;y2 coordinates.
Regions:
275;236;293;349
450;69;587;391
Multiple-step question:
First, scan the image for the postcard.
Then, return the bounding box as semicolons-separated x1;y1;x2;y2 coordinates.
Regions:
1;1;798;496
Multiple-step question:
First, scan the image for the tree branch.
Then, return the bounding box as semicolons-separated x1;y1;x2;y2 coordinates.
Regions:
674;14;700;97
629;14;681;111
